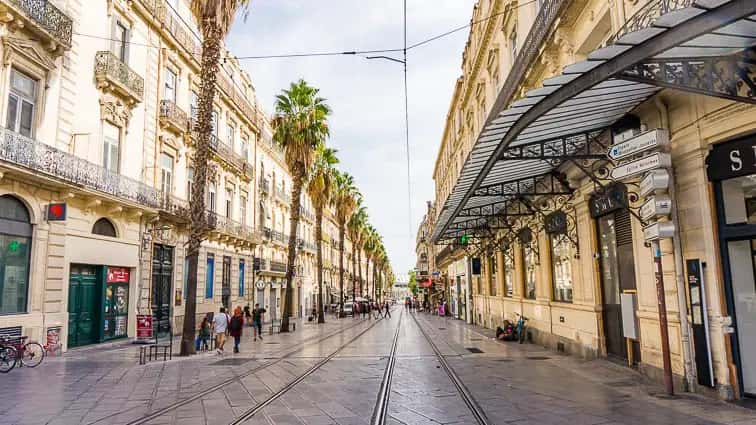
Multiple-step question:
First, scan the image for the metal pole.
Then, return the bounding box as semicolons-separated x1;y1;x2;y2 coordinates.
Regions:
651;239;674;396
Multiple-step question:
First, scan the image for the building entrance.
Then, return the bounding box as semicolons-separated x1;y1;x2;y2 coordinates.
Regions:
152;245;173;337
68;265;100;348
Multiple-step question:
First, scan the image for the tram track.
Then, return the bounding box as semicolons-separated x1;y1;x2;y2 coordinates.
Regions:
370;308;403;425
86;318;374;425
409;312;491;425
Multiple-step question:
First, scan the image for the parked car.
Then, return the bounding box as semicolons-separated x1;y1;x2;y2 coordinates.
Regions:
340;303;354;318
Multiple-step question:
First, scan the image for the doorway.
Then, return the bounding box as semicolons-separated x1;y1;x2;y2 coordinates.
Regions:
222;256;231;309
596;208;640;363
269;286;277;320
152;245;173;337
68;265;100;348
724;239;756;396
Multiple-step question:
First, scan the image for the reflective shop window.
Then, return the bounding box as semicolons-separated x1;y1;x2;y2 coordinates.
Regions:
550;235;574;303
0;196;32;314
503;245;514;297
721;175;756;225
524;243;537;300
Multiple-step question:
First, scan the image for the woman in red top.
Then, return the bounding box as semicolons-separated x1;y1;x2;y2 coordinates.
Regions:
229;306;244;353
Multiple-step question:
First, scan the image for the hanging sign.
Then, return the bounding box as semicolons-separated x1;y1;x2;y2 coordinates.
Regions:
643;221;676;241
640;195;672;221
706;135;756;181
608;129;669;161
107;267;130;283
639;169;670;197
255;281;266;290
589;183;628;218
544;211;568;235
611;152;671;180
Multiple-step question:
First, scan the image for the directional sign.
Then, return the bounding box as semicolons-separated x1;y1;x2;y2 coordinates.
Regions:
640;195;672;221
640;169;670;197
608;129;669;160
611;152;671;181
644;221;676;241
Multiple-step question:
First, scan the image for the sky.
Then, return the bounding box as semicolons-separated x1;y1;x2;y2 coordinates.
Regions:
226;1;476;276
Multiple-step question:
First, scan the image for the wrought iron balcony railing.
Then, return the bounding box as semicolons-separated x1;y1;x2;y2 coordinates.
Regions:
192;132;253;181
159;99;189;134
274;186;291;204
299;206;315;222
0;127;160;208
206;210;257;241
610;0;693;43
1;0;73;51
94;51;145;104
271;229;289;244
159;193;190;219
259;178;270;194
270;260;287;273
137;0;201;58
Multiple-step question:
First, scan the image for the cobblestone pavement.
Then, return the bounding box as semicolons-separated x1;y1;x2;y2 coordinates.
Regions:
0;310;754;425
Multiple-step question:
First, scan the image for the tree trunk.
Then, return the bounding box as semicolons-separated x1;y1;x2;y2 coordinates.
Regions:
281;165;304;332
351;240;357;301
338;225;345;311
180;24;221;356
316;207;325;324
357;247;363;297
366;260;371;300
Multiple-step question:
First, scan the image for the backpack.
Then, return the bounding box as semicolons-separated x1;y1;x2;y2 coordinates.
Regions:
230;316;243;331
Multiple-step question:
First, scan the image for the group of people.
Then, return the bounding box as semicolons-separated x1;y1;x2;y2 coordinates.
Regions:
354;301;392;319
405;297;449;316
197;303;267;355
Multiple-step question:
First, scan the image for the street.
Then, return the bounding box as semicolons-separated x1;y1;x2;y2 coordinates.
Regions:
0;309;753;425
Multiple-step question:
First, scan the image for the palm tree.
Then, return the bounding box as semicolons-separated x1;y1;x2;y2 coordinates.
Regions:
363;225;378;300
333;172;357;310
273;80;331;332
347;204;366;300
182;0;249;356
306;146;338;324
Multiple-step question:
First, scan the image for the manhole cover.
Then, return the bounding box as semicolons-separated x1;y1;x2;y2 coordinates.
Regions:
526;356;550;360
466;347;484;354
210;358;253;366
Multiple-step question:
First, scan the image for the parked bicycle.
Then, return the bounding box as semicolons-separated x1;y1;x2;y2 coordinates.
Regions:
1;336;45;368
0;341;17;373
514;313;529;344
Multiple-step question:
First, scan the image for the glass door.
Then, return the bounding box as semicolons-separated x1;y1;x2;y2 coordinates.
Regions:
726;239;756;396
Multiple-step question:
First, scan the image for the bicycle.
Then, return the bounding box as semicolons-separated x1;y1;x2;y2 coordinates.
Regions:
1;336;45;368
514;313;529;344
0;342;17;373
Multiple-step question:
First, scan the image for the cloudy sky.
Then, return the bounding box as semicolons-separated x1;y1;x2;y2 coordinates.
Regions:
226;1;476;275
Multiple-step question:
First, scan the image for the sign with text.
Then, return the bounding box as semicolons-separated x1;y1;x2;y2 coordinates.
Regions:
643;221;676;241
107;267;130;283
640;169;670;197
136;315;153;340
706;135;756;181
640;195;672;221
589;183;628;218
608;129;669;160
611;152;671;180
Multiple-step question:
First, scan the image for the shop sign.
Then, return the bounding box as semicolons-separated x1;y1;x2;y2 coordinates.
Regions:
255;281;266;290
611;152;671;180
706;135;756;181
136;315;153;340
640;195;672;221
639;169;670;197
589;183;627;218
607;129;669;161
544;211;567;235
107;267;130;283
46;203;67;221
643;221;675;241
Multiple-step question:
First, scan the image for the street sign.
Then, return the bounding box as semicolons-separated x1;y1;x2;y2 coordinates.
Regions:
611;152;671;181
644;221;676;241
640;169;671;197
607;129;669;160
640;195;672;221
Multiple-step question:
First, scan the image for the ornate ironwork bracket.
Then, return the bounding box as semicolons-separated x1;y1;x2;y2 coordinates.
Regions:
498;129;608;162
472;171;573;198
457;198;534;218
619;48;756;104
516;225;540;265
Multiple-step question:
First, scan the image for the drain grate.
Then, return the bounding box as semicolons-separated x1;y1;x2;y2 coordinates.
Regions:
438;328;446;330
466;347;484;354
470;338;483;341
526;356;550;360
264;342;281;344
210;358;254;366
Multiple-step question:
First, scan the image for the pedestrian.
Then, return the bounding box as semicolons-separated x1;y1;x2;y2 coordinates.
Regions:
423;300;430;313
230;307;244;354
244;304;252;326
252;303;266;341
384;301;391;318
213;307;230;355
199;316;211;351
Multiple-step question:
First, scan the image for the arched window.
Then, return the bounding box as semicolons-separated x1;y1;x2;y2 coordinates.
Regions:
0;195;32;314
92;218;117;237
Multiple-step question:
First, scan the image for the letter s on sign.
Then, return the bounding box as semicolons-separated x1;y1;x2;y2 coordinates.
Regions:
730;150;743;171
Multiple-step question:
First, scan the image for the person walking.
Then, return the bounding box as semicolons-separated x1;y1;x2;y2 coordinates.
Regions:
384;301;391;318
244;304;252;326
213;307;230;355
198;316;211;351
230;307;244;354
251;303;266;341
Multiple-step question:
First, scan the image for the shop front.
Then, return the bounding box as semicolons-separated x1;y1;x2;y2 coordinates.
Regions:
707;135;756;397
68;265;131;348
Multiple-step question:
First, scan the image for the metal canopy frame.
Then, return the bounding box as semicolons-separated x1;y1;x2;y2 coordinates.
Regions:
472;170;572;197
432;0;756;243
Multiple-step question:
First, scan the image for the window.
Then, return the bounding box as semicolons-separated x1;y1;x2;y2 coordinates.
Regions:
187;167;194;201
240;194;247;225
225;188;234;218
520;229;537;300
92;218;117;237
211;110;219;138
206;254;214;299
503;245;514;297
241;135;249;161
112;20;129;62
103;122;120;172
0;195;32;314
226;123;235;146
208;182;216;212
489;255;497;296
239;259;245;297
6;69;37;138
160;153;174;197
550;235;574;302
164;69;177;102
190;91;198;120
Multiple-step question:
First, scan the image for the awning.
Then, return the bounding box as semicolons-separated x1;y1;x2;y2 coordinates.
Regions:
433;0;756;243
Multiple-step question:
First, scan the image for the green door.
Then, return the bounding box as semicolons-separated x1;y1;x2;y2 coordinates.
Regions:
68;265;100;348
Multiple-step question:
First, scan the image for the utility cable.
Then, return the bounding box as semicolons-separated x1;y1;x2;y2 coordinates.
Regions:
403;0;413;255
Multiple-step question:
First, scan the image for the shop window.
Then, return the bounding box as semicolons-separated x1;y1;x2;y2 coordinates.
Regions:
550;235;574;302
520;228;537;300
0;195;32;314
206;254;214;299
103;122;120;172
503;245;514;297
239;259;245;297
92;218;117;237
721;175;756;225
6;69;37;138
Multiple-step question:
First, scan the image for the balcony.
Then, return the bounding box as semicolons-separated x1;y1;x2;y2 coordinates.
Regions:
197;132;253;182
299;206;315;222
0;0;73;54
0;127;160;208
270;260;287;273
297;238;317;253
94;51;144;105
216;73;259;129
159;100;189;134
274;186;291;204
136;0;201;59
159;193;190;220
271;229;289;245
611;0;694;42
259;178;270;195
206;210;259;245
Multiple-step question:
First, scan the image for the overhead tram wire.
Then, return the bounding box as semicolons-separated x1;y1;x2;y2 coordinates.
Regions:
403;0;413;253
